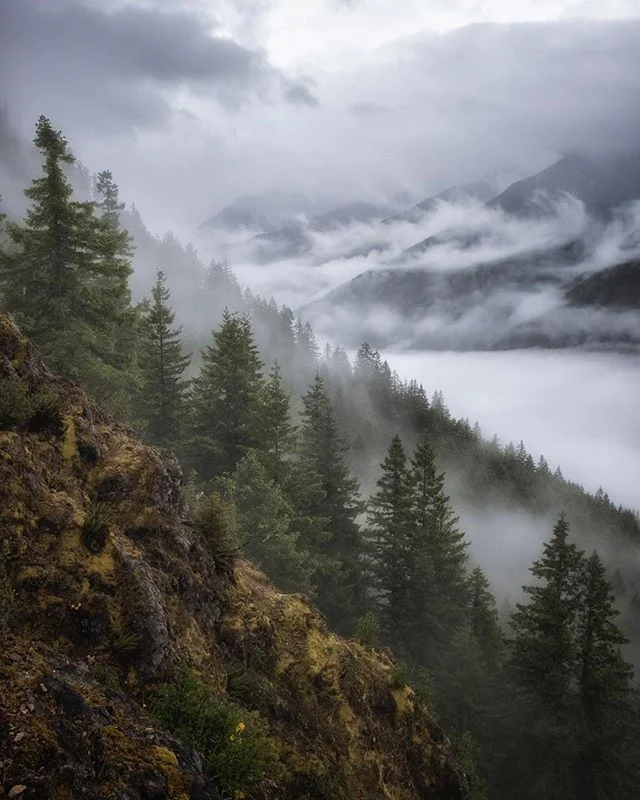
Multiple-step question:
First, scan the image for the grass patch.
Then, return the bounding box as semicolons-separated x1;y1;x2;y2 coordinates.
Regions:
0;374;62;432
152;669;280;798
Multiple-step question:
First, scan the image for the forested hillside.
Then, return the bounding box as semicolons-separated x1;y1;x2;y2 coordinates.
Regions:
2;116;640;799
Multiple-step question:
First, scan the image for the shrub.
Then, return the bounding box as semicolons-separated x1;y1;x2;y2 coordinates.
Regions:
81;501;111;553
113;630;142;655
0;374;61;432
152;670;279;798
192;491;238;571
355;612;381;649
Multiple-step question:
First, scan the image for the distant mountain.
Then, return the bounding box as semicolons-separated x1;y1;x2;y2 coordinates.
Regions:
384;180;501;225
309;240;584;320
489;153;640;218
399;154;640;258
199;191;333;232
566;261;640;310
249;201;395;262
303;240;640;351
312;201;394;230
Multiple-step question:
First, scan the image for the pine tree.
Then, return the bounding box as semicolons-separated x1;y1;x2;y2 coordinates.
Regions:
367;434;416;654
410;437;470;663
190;310;264;479
138;270;191;450
259;361;297;486
222;452;312;594
509;515;584;800
92;168;139;414
510;514;583;708
0;117;134;403
298;374;364;631
509;520;640;800
574;553;638;800
467;566;503;664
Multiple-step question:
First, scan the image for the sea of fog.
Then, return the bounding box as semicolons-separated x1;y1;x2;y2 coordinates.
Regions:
387;348;640;512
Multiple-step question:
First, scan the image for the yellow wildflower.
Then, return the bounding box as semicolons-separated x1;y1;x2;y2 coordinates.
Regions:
235;721;246;734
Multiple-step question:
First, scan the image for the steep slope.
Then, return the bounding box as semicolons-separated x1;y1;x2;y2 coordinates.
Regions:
0;313;464;800
249;202;394;262
199;192;332;233
385;181;500;225
488;153;640;218
566;260;640;310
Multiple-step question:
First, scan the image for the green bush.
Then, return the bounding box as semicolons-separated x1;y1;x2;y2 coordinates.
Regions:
152;670;279;798
81;501;112;553
355;612;381;649
192;491;238;571
0;374;61;431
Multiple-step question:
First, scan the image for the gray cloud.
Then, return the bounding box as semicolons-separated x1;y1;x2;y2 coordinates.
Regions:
0;0;317;134
3;6;640;242
348;101;388;116
282;81;320;107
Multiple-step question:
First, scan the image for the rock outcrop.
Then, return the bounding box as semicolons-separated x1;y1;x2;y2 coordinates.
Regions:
0;313;465;799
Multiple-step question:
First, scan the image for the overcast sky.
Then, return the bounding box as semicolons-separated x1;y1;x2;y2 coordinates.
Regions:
2;0;640;232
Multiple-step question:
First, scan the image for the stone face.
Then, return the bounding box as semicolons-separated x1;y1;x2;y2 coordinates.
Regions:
0;312;465;800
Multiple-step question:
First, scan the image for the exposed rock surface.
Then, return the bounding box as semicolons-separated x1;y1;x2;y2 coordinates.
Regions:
0;312;465;799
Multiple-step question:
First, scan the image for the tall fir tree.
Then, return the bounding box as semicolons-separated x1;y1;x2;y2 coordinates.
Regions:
410;437;470;664
574;552;638;800
190;310;264;479
509;515;584;800
510;514;583;708
366;434;417;655
138;270;191;450
259;360;297;486
0;117;134;402
92;168;139;415
298;374;364;632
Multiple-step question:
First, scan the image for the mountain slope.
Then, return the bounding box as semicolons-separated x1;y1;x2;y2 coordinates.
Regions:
249;201;394;262
489;153;640;217
385;180;501;225
199;192;332;233
566;260;640;310
0;313;464;800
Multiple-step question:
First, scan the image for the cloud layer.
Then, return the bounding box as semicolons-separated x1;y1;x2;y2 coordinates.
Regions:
0;0;317;133
3;3;640;231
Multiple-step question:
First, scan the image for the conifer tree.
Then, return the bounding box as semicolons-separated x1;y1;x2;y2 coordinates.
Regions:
367;434;416;653
0;118;96;369
410;437;470;662
138;270;190;450
298;374;364;631
190;310;264;479
466;566;503;664
509;515;584;800
509;519;640;800
574;553;638;800
92;168;138;414
259;360;297;485
510;514;583;708
222;452;313;594
0;117;134;404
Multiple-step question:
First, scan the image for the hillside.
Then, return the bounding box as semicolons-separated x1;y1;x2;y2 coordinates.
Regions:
488;153;640;218
0;313;464;800
566;260;640;310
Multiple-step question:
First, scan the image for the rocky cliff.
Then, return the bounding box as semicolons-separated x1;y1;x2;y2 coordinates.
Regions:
0;313;464;800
